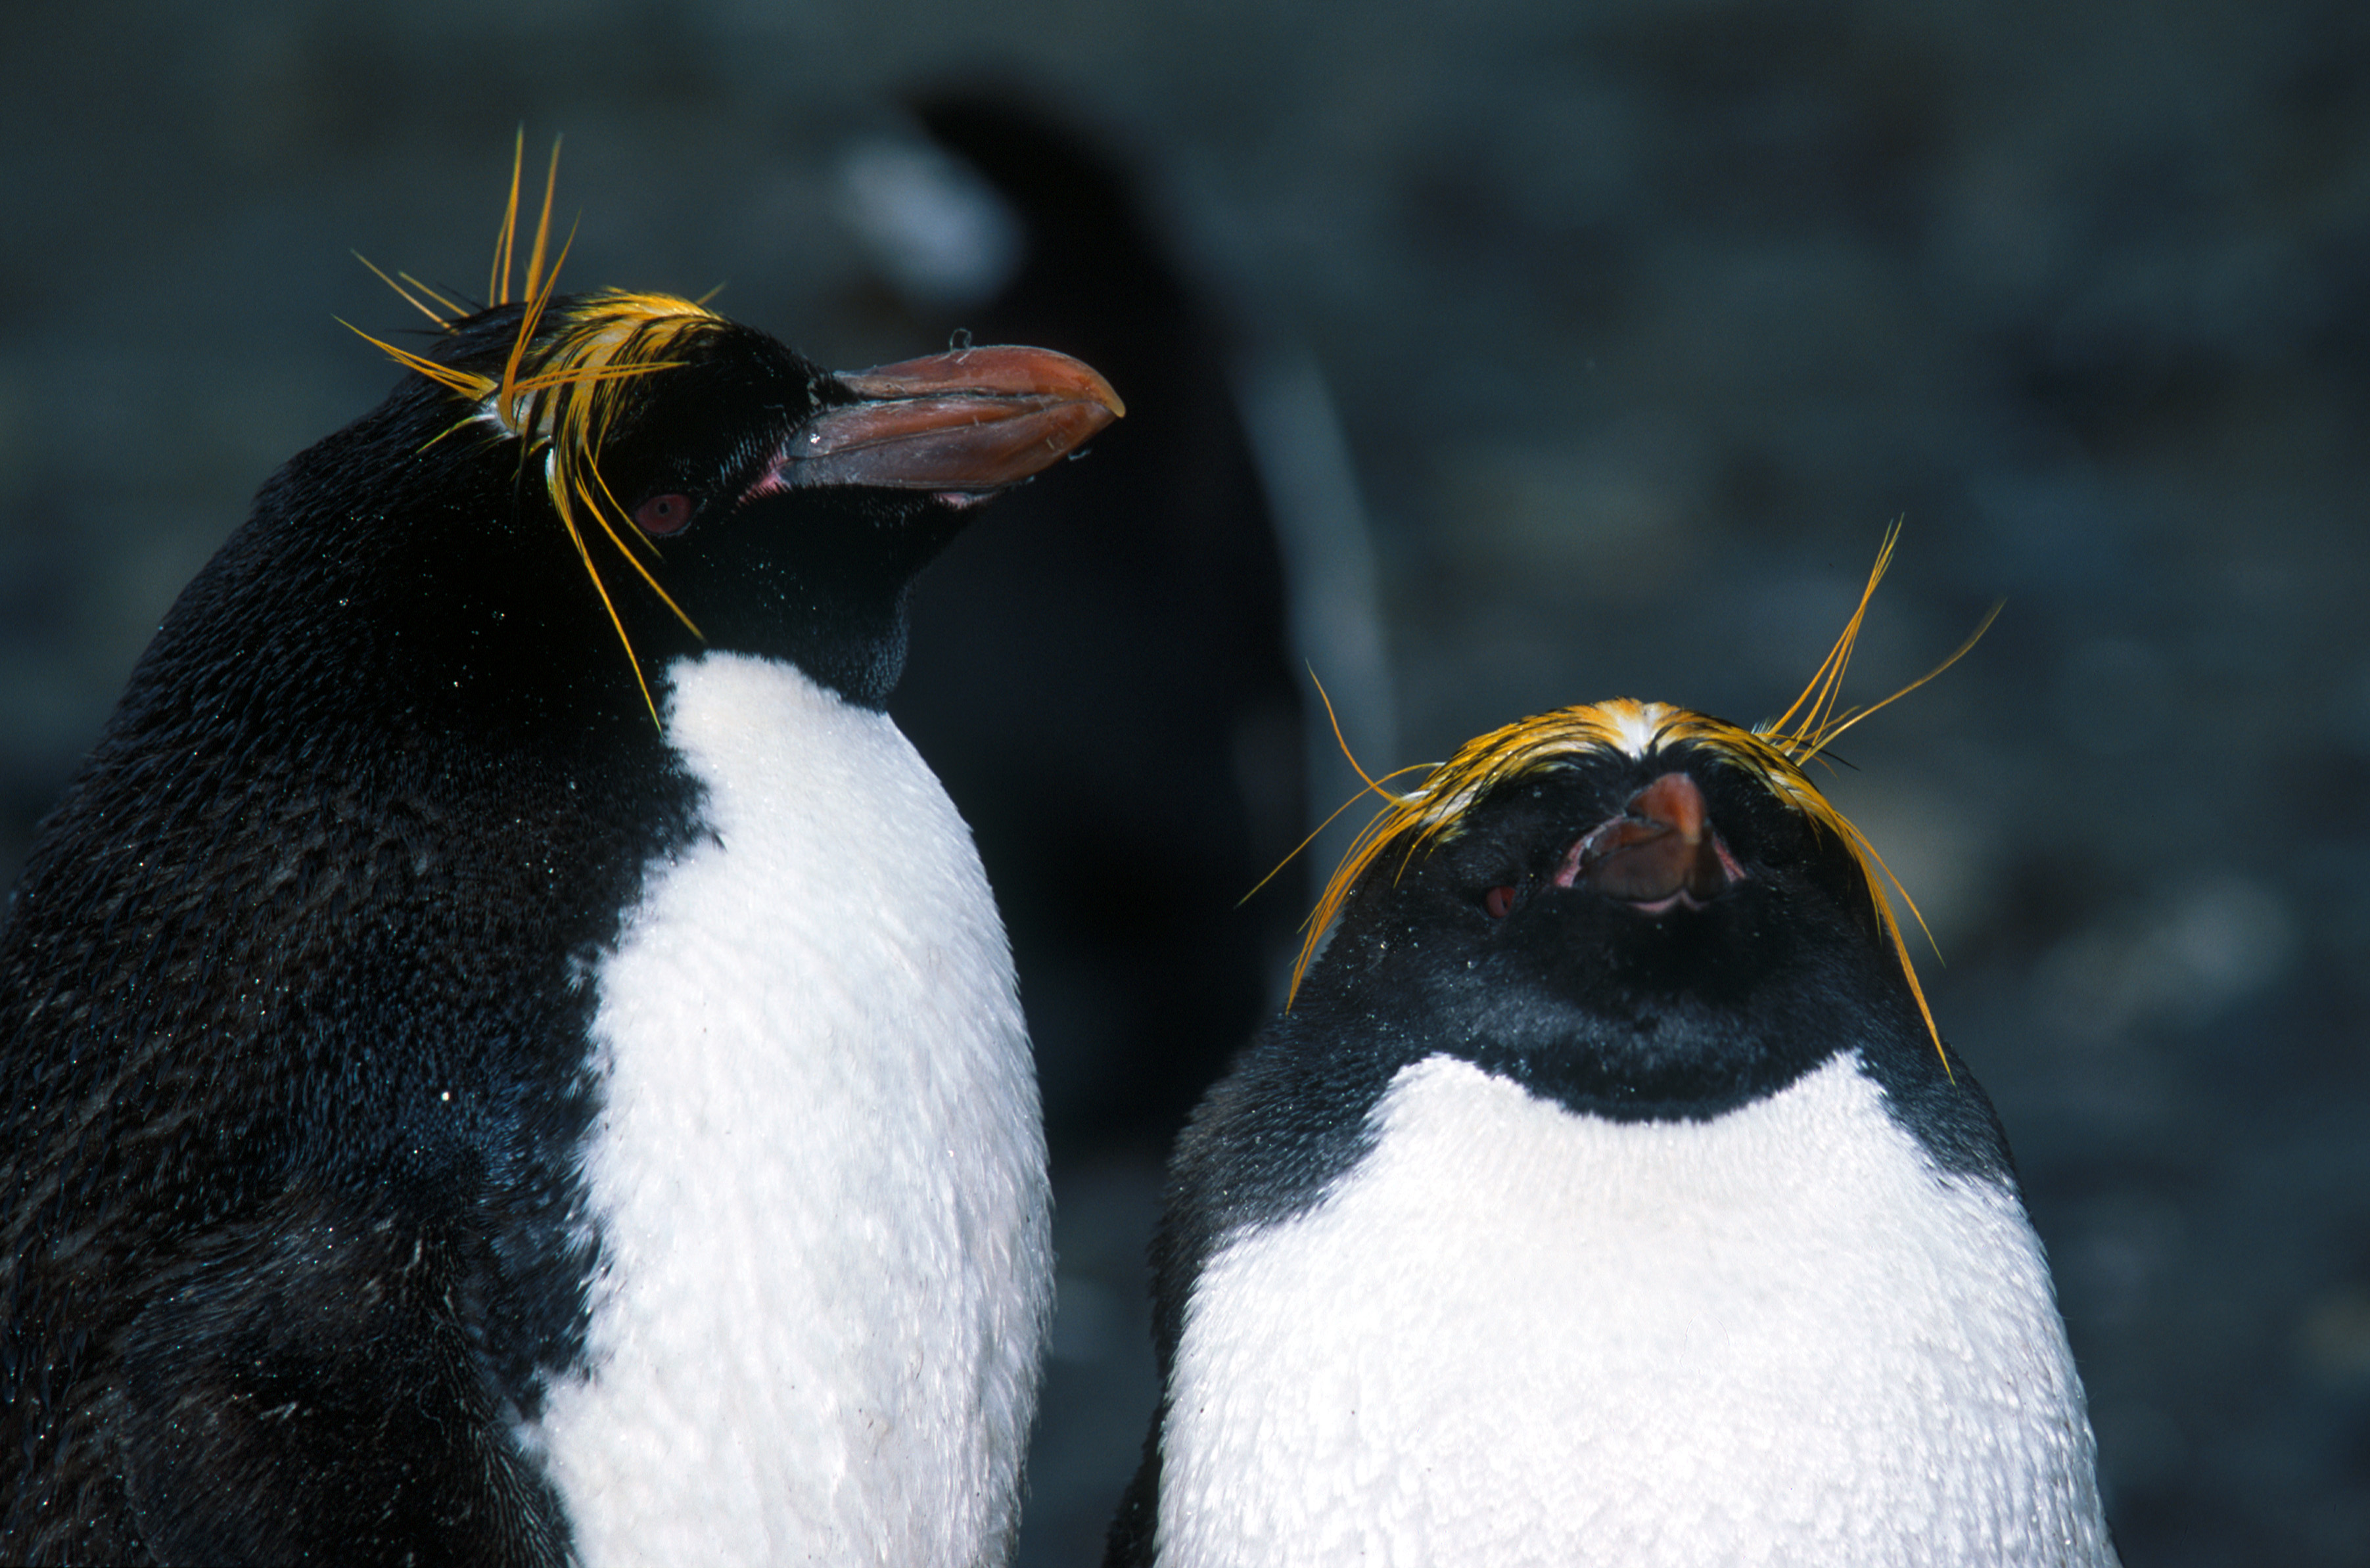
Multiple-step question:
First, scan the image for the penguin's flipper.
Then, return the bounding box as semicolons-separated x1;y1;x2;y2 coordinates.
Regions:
112;1187;569;1568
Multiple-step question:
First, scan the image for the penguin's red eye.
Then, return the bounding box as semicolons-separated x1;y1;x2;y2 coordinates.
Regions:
635;493;694;536
1483;885;1518;919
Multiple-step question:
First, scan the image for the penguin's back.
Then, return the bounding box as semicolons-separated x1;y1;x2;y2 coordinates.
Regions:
1158;1052;2111;1567
528;651;1050;1567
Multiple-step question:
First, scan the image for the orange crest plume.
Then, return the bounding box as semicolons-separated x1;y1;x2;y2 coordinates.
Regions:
344;132;727;723
1291;522;2000;1075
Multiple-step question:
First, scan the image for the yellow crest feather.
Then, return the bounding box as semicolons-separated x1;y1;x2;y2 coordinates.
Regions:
344;132;726;724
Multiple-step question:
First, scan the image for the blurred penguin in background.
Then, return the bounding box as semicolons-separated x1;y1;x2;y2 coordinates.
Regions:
846;92;1393;1158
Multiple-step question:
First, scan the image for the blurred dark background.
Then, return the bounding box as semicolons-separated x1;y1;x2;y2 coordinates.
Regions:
5;1;2368;1562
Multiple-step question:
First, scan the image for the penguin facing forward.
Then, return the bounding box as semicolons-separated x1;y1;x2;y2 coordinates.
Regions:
1107;540;2117;1567
0;150;1119;1567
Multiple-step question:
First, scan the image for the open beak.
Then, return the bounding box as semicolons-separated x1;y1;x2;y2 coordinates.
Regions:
1556;772;1746;913
783;344;1125;494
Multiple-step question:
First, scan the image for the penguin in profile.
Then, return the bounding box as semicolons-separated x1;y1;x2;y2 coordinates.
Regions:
1107;536;2118;1567
0;145;1119;1566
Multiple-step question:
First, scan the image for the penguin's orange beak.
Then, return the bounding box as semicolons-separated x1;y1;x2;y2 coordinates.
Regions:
1557;772;1746;913
785;345;1125;494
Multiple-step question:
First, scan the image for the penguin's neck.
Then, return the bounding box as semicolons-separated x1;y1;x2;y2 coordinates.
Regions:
1159;1053;2114;1568
530;651;1050;1568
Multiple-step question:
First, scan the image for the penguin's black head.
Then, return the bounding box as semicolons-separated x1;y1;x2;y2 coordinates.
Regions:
1292;699;1926;1118
1289;535;1989;1126
354;288;1121;714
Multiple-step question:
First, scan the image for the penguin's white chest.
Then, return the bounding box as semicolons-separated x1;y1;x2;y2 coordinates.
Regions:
1159;1055;2114;1567
530;652;1050;1568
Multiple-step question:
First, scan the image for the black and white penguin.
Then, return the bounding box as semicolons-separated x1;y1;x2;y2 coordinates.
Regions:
0;154;1118;1566
1107;549;2118;1567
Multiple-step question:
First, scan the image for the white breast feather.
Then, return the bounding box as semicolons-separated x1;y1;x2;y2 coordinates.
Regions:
1159;1053;2116;1567
528;651;1050;1568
